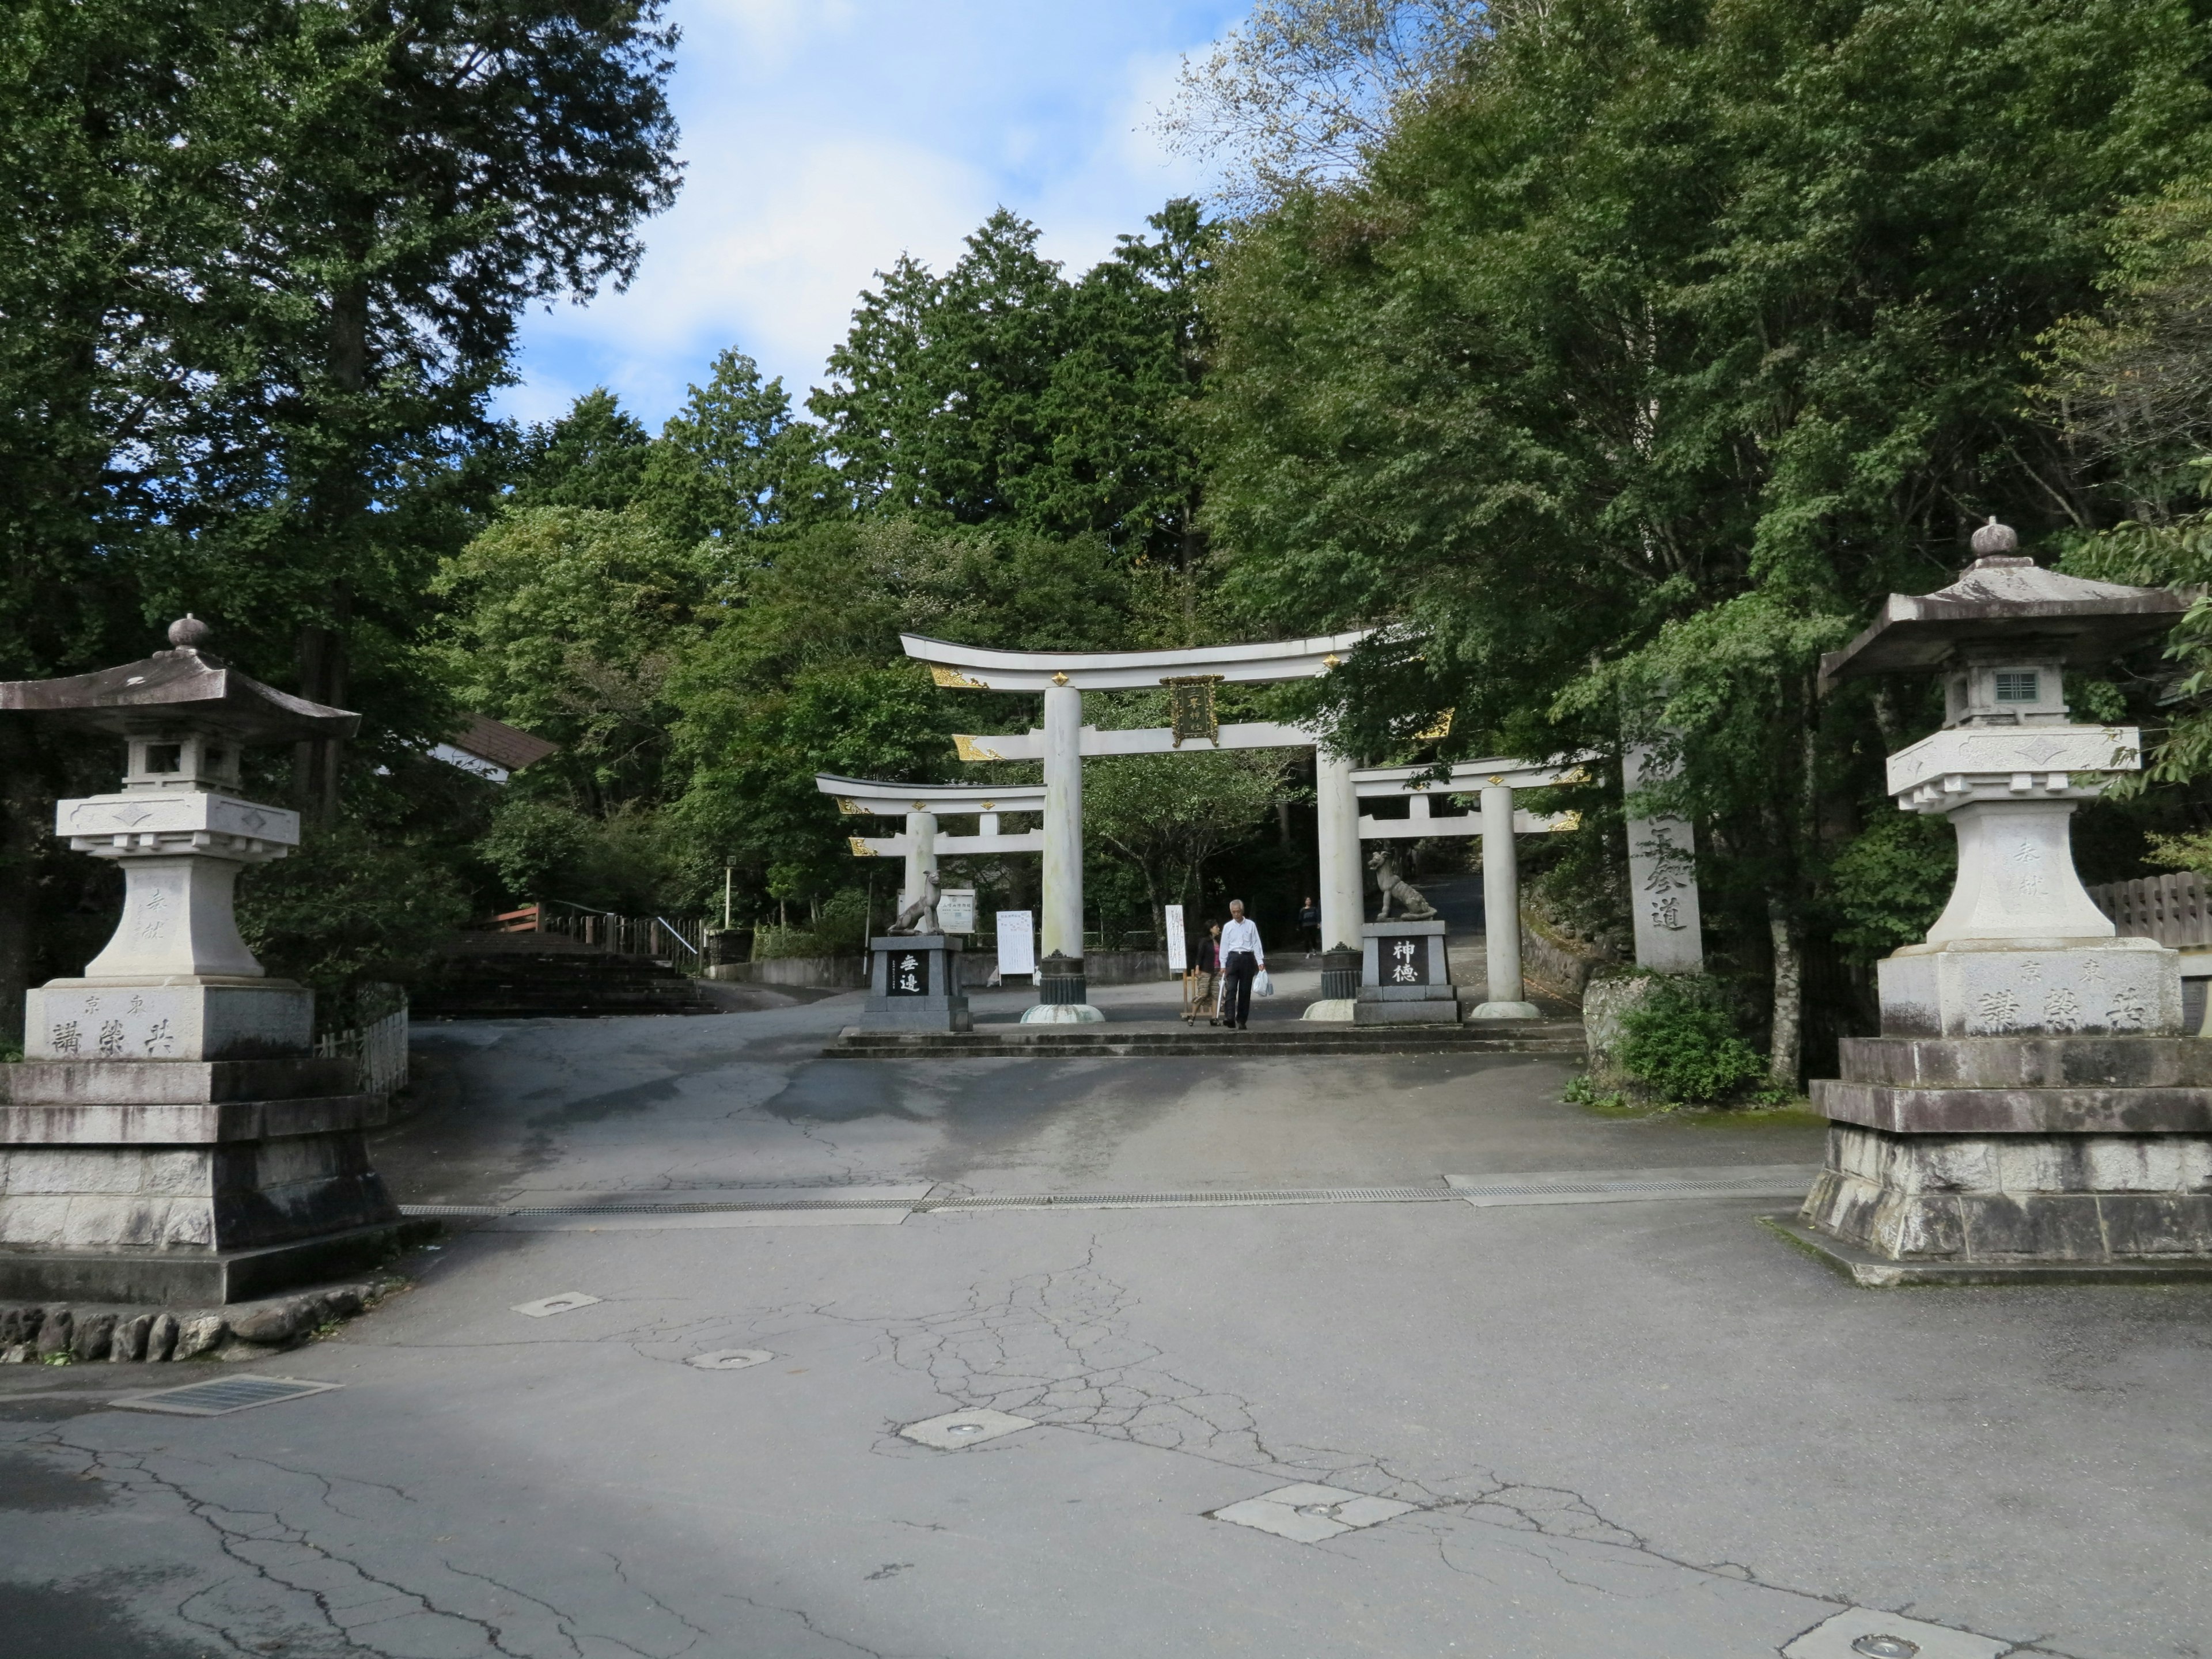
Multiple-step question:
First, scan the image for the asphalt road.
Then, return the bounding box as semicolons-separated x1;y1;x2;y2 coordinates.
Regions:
3;987;2206;1658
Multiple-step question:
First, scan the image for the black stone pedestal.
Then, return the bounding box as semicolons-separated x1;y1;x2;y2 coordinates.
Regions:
862;936;969;1032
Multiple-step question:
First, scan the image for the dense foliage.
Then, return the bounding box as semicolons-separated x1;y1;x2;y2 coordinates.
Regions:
0;0;681;1026
1195;0;2212;1082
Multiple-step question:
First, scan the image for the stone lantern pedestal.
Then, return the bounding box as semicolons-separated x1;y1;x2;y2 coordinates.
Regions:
0;620;409;1303
1790;525;2212;1282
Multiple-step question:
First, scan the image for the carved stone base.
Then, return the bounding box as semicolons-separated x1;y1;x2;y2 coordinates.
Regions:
28;979;312;1062
1877;936;2180;1039
0;1054;403;1304
1802;1122;2212;1263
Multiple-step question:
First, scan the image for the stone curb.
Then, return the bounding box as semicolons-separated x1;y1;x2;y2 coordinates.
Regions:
0;1273;407;1365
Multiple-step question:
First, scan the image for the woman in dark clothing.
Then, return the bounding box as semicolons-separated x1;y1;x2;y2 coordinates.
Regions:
1198;921;1223;1025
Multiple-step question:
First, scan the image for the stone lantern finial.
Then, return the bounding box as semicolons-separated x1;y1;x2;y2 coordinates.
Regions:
1969;516;2021;562
166;613;212;650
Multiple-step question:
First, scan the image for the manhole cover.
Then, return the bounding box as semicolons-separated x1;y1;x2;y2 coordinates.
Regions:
1782;1608;2007;1659
898;1409;1035;1449
511;1292;600;1318
685;1349;773;1370
1209;1483;1418;1543
120;1376;343;1416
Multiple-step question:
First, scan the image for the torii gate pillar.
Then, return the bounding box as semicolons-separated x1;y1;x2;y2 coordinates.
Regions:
1469;786;1541;1019
902;809;938;911
1315;747;1364;955
1039;682;1088;1007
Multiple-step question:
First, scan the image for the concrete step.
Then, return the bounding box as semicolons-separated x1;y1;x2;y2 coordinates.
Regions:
825;1022;1585;1059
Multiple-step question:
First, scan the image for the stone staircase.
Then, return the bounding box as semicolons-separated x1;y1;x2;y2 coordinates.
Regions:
414;934;713;1020
827;1019;1585;1059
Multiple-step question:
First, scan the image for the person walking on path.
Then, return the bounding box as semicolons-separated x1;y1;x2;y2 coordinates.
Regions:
1196;921;1224;1025
1298;895;1320;953
1218;900;1265;1031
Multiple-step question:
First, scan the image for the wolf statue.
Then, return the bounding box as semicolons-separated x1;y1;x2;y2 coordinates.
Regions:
1368;850;1438;921
888;869;941;935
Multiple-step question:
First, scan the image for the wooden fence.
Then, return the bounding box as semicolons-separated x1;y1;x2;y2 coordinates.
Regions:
2086;872;2212;949
313;988;409;1099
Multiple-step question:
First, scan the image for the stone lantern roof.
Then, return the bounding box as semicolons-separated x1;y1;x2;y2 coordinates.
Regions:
0;615;358;743
1816;520;2187;694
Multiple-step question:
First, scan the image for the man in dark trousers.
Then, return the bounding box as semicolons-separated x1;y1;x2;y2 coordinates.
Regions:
1217;899;1266;1031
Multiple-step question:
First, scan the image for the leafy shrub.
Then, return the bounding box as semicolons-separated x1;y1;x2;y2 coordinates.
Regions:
1825;811;1955;962
1617;976;1766;1107
236;827;471;1020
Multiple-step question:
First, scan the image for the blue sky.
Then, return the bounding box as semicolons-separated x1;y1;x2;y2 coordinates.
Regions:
499;0;1248;430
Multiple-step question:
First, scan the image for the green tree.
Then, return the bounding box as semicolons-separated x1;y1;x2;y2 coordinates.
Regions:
1200;0;2212;1083
0;0;682;1031
430;505;709;812
512;390;657;514
646;349;843;542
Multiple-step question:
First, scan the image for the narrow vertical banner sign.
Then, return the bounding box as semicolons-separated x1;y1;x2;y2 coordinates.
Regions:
996;910;1036;978
938;888;976;934
1164;904;1187;974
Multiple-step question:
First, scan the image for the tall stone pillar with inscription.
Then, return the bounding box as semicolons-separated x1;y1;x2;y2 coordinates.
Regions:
1623;742;1705;973
1791;521;2212;1282
0;619;408;1302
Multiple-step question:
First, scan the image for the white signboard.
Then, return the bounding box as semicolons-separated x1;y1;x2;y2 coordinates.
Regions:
1164;904;1187;974
938;888;976;934
995;910;1036;976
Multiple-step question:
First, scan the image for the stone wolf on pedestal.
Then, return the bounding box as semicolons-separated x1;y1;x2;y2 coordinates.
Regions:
1368;850;1438;921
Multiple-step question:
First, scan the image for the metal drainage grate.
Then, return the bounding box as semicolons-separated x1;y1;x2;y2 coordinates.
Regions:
120;1376;343;1416
399;1170;1817;1220
929;1187;1457;1209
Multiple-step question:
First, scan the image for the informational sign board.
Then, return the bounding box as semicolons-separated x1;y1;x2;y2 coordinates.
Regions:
996;910;1036;976
938;888;976;934
1164;904;1187;974
885;949;929;996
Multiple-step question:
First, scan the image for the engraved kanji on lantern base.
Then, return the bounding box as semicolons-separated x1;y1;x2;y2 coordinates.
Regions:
859;937;971;1032
1797;522;2212;1282
0;620;411;1304
1356;921;1461;1024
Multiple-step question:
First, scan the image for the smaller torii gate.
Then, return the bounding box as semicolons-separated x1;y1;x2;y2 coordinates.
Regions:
815;774;1045;915
1350;757;1588;1018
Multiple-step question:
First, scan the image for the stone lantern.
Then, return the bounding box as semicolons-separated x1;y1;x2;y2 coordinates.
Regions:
1790;520;2212;1282
0;618;409;1302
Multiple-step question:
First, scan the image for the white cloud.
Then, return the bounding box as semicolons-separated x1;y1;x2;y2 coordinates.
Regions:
498;0;1248;430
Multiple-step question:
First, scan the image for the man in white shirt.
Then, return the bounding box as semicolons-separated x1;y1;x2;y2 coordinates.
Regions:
1217;900;1265;1031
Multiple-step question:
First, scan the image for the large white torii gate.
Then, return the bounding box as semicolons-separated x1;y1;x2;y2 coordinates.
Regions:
904;630;1372;1018
814;774;1045;914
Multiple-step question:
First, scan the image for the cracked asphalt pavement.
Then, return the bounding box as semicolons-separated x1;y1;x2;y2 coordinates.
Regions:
4;985;2207;1657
